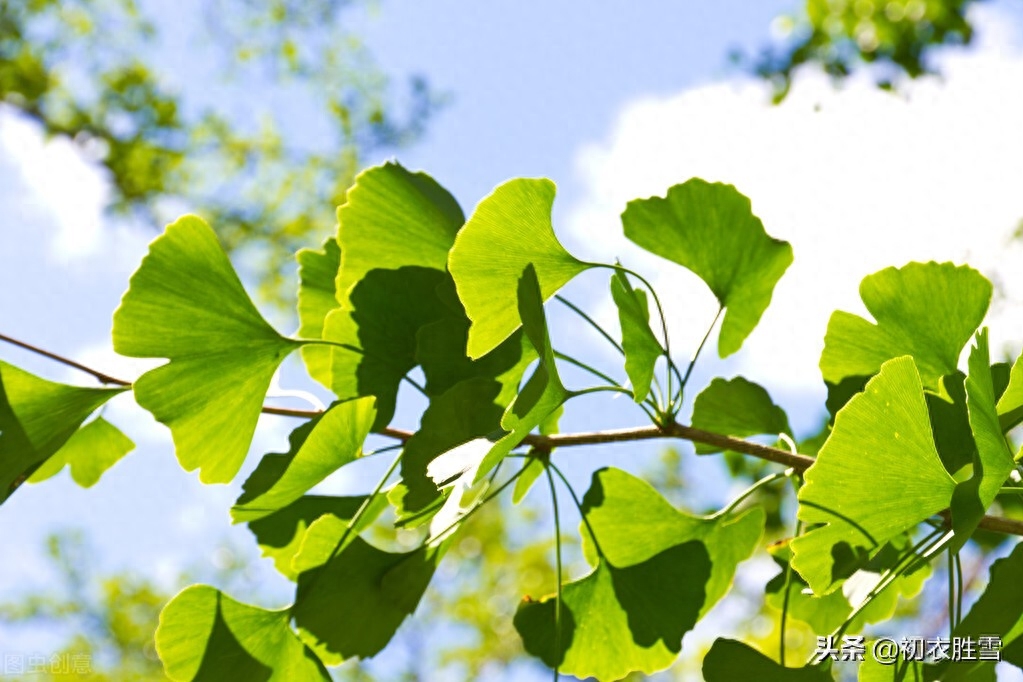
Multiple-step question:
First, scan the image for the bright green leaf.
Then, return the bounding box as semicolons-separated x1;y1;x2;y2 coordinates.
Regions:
610;270;661;402
335;162;463;305
0;360;126;503
514;541;711;680
448;178;590;358
703;638;832;681
112;215;301;483
950;330;1016;552
792;356;957;595
156;585;329;681
28;416;134;488
231;397;376;523
691;377;791;454
820;262;991;388
621;179;793;357
296;237;341;388
293;535;447;664
996;349;1023;433
474;264;570;483
579;467;764;619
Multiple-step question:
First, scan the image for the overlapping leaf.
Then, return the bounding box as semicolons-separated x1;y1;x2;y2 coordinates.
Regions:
621;179;793;357
448;178;590;358
950;330;1016;551
156;585;329;681
691;376;791;454
231;397;376;523
703;639;832;681
334;162;464;304
820;262;991;388
112;215;301;483
996;349;1023;432
791;357;957;595
293;533;447;664
0;360;127;503
295;237;341;388
514;542;711;681
473;264;570;483
28;416;134;488
610;270;661;402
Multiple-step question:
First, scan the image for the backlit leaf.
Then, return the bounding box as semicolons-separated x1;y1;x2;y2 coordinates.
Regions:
820;262;991;388
610;270;661;402
621;179;793;357
691;377;791;454
0;360;126;503
791;357;957;595
28;416;134;488
296;237;341;388
156;585;329;681
996;349;1023;432
112;215;301;483
449;178;590;358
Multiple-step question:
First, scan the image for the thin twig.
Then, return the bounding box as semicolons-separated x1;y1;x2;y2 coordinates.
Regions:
0;333;129;386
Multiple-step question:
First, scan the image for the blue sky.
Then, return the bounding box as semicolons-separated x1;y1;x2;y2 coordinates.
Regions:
3;1;1023;679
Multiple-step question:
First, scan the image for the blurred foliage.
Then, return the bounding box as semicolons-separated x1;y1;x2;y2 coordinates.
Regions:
750;0;980;100
0;0;439;303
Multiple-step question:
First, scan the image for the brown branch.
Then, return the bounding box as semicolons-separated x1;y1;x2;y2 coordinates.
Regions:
5;332;1023;538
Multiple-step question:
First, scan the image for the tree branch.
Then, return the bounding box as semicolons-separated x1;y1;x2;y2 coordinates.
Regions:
5;332;1023;538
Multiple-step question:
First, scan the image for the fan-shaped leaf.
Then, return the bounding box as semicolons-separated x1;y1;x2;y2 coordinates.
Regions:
0;360;127;503
112;215;301;483
996;349;1023;432
691;377;791;454
28;416;134;488
514;542;711;681
231;397;376;523
610;270;661;402
820;262;991;388
703;638;832;681
792;356;957;595
296;237;341;388
448;178;590;358
621;179;793;357
156;585;329;681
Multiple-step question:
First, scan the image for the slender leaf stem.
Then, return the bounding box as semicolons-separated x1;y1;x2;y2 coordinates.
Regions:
713;469;792;518
677;305;723;406
402;374;429;398
545;463;563;682
947;548;955;641
954;551;964;630
554;295;624;356
554;350;621;388
547;461;605;561
424;467;525;546
779;518;803;666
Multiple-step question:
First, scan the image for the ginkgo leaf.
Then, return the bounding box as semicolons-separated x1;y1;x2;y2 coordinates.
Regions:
702;639;832;681
231;397;376;523
514;541;711;680
512;406;563;505
579;467;764;619
791;357;957;595
400;378;504;513
335;162;463;305
610;270;661;403
0;360;127;503
156;585;329;681
293;535;447;664
820;262;991;388
691;377;791;454
621;179;793;357
28;416;134;488
474;264;570;483
324;266;450;430
949;329;1016;552
996;349;1023;432
112;215;302;484
448;178;590;358
296;237;341;388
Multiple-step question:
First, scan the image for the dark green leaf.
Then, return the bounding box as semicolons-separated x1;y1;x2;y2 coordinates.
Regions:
28;416;134;488
112;215;301;483
610;270;661;402
691;377;791;454
792;357;957;595
448;178;590;358
156;585;329;681
515;542;711;680
296;237;341;389
621;179;793;357
231;397;376;523
820;262;991;388
703;638;832;681
0;361;127;503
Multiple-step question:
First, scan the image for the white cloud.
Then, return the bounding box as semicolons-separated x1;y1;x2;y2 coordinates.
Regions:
563;6;1023;395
